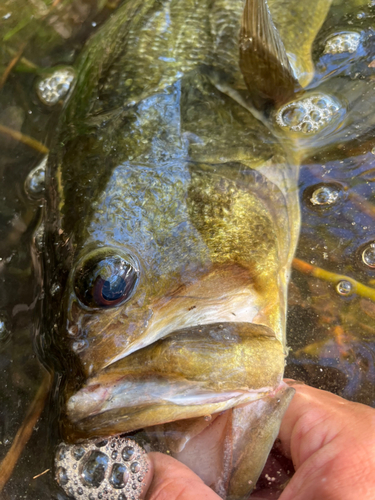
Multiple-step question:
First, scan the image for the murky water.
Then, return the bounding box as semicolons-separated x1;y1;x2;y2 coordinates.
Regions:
1;0;375;498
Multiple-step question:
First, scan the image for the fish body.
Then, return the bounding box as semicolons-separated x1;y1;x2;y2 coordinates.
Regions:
36;0;332;497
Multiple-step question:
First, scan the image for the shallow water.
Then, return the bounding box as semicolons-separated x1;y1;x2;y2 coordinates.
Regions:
1;0;375;498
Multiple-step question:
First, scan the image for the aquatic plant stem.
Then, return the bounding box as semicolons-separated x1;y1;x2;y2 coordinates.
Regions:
0;372;52;493
0;42;27;88
6;47;38;70
0;124;49;154
292;258;375;302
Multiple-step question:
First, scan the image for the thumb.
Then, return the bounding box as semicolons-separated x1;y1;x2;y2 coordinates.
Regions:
144;452;221;500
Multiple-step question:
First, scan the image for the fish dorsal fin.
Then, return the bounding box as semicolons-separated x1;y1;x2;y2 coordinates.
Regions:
239;0;300;112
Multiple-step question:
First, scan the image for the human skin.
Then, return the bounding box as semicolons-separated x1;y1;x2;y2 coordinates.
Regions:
142;382;375;500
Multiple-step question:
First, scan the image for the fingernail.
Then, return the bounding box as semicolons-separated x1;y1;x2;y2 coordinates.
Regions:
284;378;306;386
55;436;153;500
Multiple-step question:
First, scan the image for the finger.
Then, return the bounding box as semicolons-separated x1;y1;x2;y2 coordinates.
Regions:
278;383;362;465
144;452;221;500
278;383;375;500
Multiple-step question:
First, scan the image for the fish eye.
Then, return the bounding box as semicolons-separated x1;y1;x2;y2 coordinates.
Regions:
73;250;139;309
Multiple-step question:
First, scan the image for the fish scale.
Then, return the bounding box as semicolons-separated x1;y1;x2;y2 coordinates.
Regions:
96;0;215;111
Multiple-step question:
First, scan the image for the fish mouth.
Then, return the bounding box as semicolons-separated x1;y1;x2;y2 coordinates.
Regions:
64;322;285;441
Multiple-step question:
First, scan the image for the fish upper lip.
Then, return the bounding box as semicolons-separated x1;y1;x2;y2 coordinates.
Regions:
101;285;271;370
102;320;278;372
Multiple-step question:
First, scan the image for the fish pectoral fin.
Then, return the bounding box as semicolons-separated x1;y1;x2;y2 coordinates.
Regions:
239;0;300;112
226;383;295;499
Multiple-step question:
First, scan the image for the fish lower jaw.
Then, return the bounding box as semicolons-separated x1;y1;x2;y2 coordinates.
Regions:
65;385;279;441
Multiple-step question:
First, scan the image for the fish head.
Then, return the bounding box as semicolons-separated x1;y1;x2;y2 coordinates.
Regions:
43;142;294;496
52;153;291;439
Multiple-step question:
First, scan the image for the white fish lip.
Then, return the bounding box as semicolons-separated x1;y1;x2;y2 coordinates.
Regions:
67;381;278;424
65;322;285;438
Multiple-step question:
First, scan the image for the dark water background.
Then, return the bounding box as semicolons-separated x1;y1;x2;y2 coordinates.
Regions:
1;0;375;498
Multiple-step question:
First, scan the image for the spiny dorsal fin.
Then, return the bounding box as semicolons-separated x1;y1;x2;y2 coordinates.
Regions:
239;0;300;112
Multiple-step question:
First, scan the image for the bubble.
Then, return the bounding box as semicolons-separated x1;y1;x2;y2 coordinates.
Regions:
56;467;69;486
118;494;127;500
96;440;108;448
310;110;321;122
276;93;341;134
324;32;360;55
112;450;118;460
336;280;352;296
310;186;339;206
122;446;134;461
36;67;75;106
371;147;375;155
312;97;329;108
80;450;109;488
24;156;47;199
301;121;313;133
73;447;86;461
130;462;140;474
362;243;375;268
89;494;95;500
109;463;129;489
281;105;306;126
78;487;84;495
57;446;67;461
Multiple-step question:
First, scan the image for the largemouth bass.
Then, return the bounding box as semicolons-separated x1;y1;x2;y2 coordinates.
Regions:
34;0;344;498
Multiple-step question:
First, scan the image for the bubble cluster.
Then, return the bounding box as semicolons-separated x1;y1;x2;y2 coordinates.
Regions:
362;242;375;268
336;280;352;296
324;32;360;55
310;185;339;206
276;94;340;134
55;437;148;500
36;68;75;106
24;156;47;199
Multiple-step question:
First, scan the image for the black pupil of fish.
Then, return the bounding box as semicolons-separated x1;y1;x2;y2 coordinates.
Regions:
75;255;137;308
101;275;127;301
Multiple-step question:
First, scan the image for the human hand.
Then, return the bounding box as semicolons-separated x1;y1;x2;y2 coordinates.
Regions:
141;382;375;500
277;381;375;500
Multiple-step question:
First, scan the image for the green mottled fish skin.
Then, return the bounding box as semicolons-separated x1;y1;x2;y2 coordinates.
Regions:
43;0;292;373
36;0;330;497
